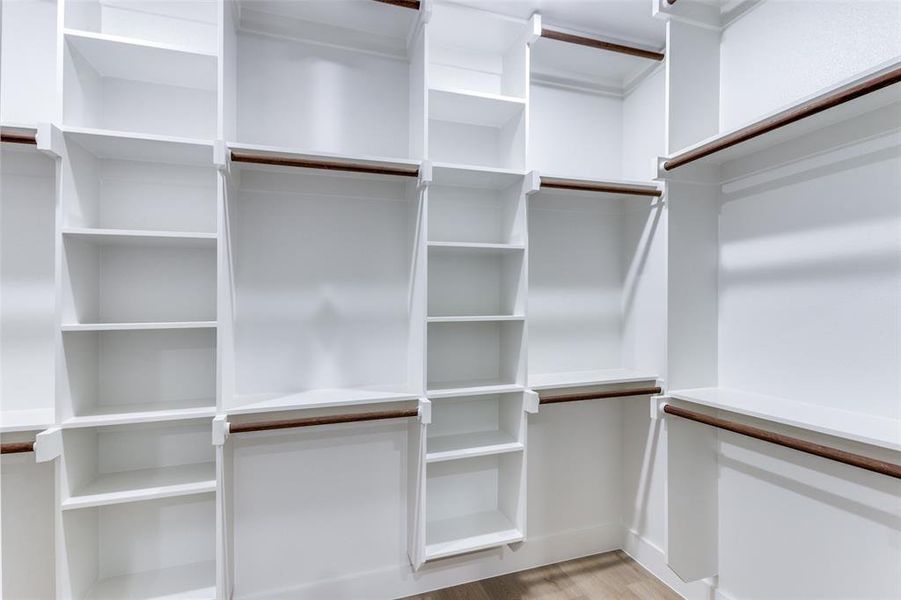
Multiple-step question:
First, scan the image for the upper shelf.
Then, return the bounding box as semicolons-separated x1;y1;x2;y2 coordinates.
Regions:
228;387;419;417
429;88;525;127
663;61;901;171
61;126;215;166
64;29;218;91
668;387;901;453
236;0;419;59
529;369;659;392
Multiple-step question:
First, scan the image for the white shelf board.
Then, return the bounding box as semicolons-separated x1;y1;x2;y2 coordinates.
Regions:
426;431;523;463
0;408;55;433
228;387;419;416
529;369;659;391
663;60;901;170
668;387;901;452
428;241;525;253
83;560;216;600
429;88;525;127
62;462;216;510
61;126;214;165
61;322;218;332
425;510;523;561
431;162;527;190
427;380;523;399
427;315;525;323
64;29;217;91
62;228;217;248
62;400;216;429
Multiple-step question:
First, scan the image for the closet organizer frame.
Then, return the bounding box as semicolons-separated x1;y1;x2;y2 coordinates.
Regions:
658;9;901;585
0;1;676;597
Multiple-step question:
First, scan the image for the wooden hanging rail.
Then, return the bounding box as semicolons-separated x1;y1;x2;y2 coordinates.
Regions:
1;126;37;145
230;407;420;434
540;27;664;62
663;404;901;480
372;0;421;10
230;150;420;178
1;441;36;455
540;386;662;405
664;65;901;170
541;176;662;197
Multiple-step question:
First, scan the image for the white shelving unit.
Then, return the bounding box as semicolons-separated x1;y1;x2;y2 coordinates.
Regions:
4;1;898;599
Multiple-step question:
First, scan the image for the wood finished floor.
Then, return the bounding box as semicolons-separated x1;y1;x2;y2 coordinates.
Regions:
403;550;681;600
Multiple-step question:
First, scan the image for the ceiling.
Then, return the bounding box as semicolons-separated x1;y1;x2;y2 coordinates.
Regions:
444;0;668;49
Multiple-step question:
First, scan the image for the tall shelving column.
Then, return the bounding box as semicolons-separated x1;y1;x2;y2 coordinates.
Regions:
52;1;223;598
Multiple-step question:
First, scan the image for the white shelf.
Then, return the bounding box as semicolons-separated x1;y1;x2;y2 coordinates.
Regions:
62;228;217;248
425;510;523;561
0;408;55;433
62;321;217;332
61;126;214;165
529;369;659;391
428;241;525;253
431;162;527;190
427;380;523;399
428;315;524;323
83;560;216;600
663;60;901;169
427;431;523;463
229;387;418;416
429;88;525;127
64;29;218;91
62;462;216;510
62;400;216;429
668;387;901;452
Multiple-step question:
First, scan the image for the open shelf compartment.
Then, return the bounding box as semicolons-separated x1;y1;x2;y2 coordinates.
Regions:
427;321;525;395
424;452;525;561
60;494;216;600
428;244;525;319
59;327;216;426
226;157;420;412
427;392;525;463
59;419;215;509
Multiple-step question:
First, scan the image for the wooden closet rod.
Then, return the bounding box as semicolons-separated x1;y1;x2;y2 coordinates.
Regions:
230;151;420;178
0;127;37;145
230;407;420;434
540;28;664;62
664;65;901;170
372;0;421;10
663;404;901;480
541;176;662;197
540;386;662;405
1;441;35;455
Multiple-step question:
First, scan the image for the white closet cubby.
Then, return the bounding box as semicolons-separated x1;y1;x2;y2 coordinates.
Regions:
224;0;420;158
424;451;525;561
1;142;57;432
426;392;525;463
530;27;664;182
426;3;533;170
223;157;422;413
427;320;525;395
527;187;661;391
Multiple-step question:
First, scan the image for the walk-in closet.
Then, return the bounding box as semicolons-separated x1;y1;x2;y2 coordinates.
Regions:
1;1;899;599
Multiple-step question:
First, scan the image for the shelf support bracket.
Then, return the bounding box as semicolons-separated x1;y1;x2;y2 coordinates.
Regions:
524;390;540;414
34;427;62;463
417;398;431;425
212;415;230;446
418;160;432;190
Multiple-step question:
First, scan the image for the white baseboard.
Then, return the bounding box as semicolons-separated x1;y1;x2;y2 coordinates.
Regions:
236;522;623;600
621;526;718;600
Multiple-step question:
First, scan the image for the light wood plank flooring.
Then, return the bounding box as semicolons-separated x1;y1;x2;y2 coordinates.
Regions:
404;550;681;600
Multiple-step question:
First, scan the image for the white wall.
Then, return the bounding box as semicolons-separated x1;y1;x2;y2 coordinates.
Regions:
719;0;901;130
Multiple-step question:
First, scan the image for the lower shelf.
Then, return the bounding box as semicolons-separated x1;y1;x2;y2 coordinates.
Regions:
528;368;658;391
83;560;216;600
63;462;216;510
427;379;522;399
426;431;523;463
229;387;418;416
62;400;216;428
425;510;523;561
0;407;55;433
